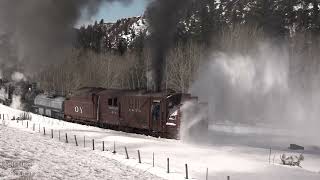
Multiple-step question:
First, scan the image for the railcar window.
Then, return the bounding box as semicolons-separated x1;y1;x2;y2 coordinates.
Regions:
108;98;112;106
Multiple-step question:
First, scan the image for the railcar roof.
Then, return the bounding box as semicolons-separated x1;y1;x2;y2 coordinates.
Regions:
71;87;181;98
72;87;106;96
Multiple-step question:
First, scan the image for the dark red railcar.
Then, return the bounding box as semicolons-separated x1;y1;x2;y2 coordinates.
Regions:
64;88;208;139
119;92;192;138
64;87;104;124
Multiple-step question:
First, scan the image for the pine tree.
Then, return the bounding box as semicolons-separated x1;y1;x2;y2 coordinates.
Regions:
246;0;287;38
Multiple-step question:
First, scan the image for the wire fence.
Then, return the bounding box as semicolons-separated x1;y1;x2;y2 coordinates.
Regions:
0;112;243;180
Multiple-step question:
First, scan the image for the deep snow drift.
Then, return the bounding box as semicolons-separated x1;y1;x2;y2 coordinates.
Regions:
1;104;320;180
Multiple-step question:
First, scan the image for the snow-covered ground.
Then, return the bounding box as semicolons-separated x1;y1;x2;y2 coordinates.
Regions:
1;104;320;180
0;125;164;180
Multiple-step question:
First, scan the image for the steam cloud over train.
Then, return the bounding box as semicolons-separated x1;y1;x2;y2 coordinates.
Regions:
0;79;208;139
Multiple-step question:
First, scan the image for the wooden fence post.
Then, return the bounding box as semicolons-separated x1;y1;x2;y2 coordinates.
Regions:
51;129;53;139
65;133;68;143
27;121;28;128
153;152;155;167
227;176;230;180
206;168;208;180
59;131;61;141
38;124;40;132
185;164;188;179
43;127;46;135
125;147;129;159
33;124;35;131
269;148;272;164
102;141;105;151
92;139;95;150
74;135;78;146
138;150;141;163
167;158;170;173
112;141;116;154
84;136;86;147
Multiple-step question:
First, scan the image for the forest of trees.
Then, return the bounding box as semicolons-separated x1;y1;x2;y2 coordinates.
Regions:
36;0;320;95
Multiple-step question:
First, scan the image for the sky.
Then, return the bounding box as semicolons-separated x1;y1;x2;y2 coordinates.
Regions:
77;0;148;27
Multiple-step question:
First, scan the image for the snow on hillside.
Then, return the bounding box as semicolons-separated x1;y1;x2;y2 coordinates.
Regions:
0;126;163;180
120;17;148;44
103;16;147;49
1;104;320;180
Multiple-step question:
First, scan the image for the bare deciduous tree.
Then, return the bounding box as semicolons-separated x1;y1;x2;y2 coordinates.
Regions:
165;41;204;92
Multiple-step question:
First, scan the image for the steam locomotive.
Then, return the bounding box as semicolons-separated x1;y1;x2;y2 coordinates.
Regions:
0;79;208;139
0;79;39;110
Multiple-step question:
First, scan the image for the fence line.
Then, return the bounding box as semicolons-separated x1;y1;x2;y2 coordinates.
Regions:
9;113;201;180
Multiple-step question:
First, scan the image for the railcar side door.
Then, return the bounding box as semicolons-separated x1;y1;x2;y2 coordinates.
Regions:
151;99;162;132
99;96;120;126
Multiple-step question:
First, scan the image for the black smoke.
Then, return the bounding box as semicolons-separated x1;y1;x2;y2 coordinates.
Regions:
146;0;192;91
0;0;132;77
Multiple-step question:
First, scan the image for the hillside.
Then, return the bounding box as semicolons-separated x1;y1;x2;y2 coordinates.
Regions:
76;16;148;54
75;0;320;53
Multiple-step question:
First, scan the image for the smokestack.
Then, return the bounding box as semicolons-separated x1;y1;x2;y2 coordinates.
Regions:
146;0;192;92
0;0;132;76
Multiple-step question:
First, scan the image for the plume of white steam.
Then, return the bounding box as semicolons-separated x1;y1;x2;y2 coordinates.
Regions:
0;88;7;101
10;95;23;110
11;72;26;82
146;70;155;91
183;42;320;145
180;100;208;141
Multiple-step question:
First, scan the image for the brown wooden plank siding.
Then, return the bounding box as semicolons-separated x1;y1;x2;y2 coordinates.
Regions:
98;94;120;126
64;98;97;121
120;96;151;130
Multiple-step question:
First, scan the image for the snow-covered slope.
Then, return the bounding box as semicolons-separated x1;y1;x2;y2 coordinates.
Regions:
104;16;148;49
0;126;163;180
1;104;320;180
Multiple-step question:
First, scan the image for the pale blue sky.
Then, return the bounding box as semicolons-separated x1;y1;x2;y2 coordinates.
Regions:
78;0;148;26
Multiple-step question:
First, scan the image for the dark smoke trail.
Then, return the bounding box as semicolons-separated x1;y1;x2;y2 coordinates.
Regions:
0;0;132;77
146;0;192;91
